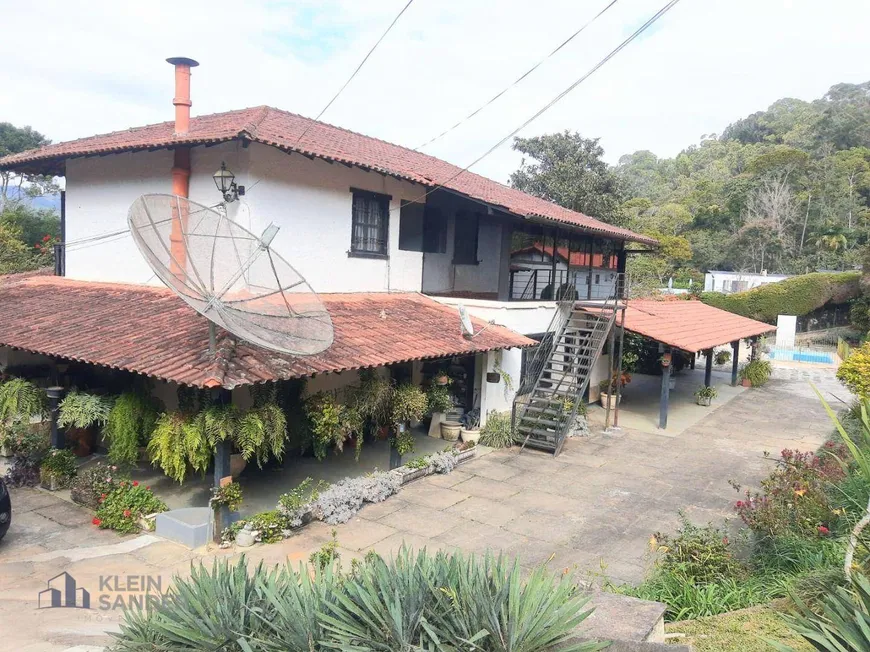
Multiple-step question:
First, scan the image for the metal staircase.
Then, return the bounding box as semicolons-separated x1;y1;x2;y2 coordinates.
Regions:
512;276;623;455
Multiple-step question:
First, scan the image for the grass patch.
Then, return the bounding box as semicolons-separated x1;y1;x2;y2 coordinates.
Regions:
666;604;813;652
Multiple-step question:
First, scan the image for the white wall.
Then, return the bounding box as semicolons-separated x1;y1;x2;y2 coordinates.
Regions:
432;296;557;336
479;348;523;419
704;271;790;293
64;142;427;292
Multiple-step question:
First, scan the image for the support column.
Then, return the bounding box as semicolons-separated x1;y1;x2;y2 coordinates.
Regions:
731;340;740;386
604;320;617;430
46;387;65;449
750;336;759;361
690;354;695;370
659;349;671;430
614;307;626;428
704;348;713;388
211;387;232;543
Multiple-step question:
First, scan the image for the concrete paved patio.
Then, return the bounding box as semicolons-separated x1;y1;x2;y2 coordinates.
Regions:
0;364;844;650
587;366;745;436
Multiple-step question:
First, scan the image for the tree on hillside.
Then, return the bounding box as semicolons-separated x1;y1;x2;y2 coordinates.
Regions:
0;122;56;210
510;131;626;225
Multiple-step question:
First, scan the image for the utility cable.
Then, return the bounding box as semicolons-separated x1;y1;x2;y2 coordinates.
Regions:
414;0;619;150
291;0;416;149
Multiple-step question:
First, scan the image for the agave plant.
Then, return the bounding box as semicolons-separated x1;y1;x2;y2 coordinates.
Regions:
772;572;870;652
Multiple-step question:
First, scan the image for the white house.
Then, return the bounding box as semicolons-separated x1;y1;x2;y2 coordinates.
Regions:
0;57;654;457
704;270;791;294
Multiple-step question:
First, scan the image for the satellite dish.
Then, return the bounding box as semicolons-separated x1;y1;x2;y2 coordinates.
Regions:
458;304;475;339
128;194;333;355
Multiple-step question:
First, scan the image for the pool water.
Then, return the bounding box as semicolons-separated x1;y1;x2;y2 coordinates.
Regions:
769;347;833;364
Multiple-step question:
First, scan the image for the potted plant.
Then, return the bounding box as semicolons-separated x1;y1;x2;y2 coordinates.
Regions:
599;372;630;409
390;384;427;462
39;448;78;491
209;481;243;543
714;350;732;366
58;390;114;457
426;384;453;438
739;359;773;388
434;371;450;386
694;385;718;406
460;409;481;444
103;391;160;466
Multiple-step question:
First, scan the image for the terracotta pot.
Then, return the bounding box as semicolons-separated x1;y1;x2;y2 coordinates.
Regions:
741;378;752;388
230;454;247;478
599;392;621;409
435;375;449;386
65;426;96;457
440;421;461;441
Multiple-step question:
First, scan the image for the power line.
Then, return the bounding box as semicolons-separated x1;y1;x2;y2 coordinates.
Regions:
292;0;416;148
414;0;620;151
388;0;683;214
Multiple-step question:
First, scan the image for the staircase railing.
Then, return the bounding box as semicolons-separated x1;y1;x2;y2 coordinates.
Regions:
513;273;624;454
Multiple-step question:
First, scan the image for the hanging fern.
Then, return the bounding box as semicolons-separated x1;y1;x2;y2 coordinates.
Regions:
238;402;287;467
58;391;114;430
0;377;47;422
147;412;212;483
104;392;160;466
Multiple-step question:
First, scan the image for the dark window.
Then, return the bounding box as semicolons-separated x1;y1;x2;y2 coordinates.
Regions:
350;189;390;256
399;201;424;251
453;211;479;265
423;207;447;253
595;274;600;284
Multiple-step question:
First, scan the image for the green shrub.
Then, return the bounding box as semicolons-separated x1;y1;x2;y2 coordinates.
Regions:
39;448;78;487
70;462;128;509
0;377;46;422
739;359;772;387
209;482;243;512
308;530;340;571
837;342;870;398
94;481;166;534
700;271;860;323
734;446;846;538
651;517;744;583
479;410;513;448
714;350;732;365
426;384;453;414
112;548;604;651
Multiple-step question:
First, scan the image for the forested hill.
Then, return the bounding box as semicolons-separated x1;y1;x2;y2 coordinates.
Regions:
614;81;870;277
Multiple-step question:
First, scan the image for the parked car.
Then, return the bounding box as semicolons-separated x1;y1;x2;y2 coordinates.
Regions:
0;477;10;541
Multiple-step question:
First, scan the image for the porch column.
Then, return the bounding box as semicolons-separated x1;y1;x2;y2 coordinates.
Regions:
613;307;626;428
704;348;713;388
690;354;695;370
659;348;671;430
750;336;759;361
604;321;617;430
731;340;740;386
46;386;65;449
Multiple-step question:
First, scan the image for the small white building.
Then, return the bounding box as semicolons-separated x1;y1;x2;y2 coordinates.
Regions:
704;270;791;294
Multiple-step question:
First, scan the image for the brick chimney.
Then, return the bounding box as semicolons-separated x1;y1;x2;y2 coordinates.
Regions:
166;57;199;135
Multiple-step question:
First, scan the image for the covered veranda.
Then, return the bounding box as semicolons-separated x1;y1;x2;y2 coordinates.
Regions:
597;299;776;433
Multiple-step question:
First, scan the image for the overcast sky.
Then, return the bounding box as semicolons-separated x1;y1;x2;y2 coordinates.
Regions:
2;0;869;184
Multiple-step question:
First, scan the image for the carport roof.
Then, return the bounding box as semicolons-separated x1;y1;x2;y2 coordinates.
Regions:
621;299;775;353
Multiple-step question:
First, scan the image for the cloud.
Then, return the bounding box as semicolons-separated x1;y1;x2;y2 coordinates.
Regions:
2;0;869;188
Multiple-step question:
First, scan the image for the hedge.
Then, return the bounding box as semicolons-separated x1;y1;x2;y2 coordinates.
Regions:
700;271;860;323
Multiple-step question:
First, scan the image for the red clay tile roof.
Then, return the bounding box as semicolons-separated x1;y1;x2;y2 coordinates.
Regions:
0;276;534;388
0;105;655;246
621;299;775;353
512;242;617;269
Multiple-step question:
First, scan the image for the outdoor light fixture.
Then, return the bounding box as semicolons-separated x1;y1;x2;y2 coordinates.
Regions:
213;162;244;203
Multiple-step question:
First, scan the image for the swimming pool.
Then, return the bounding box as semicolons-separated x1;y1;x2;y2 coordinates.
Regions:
768;347;834;364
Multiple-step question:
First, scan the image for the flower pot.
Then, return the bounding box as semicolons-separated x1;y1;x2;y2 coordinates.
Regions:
741;378;752;388
486;371;500;384
696;396;712;407
435;375;449;386
41;473;59;491
65;426;96;457
440;421;461;441
428;412;446;438
599;392;620;409
460;428;480;444
235;527;256;547
230;454;247;478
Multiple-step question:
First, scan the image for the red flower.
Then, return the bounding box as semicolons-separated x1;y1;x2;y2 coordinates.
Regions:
123;509;132;518
92;517;102;526
722;536;729;545
132;481;139;487
100;493;107;499
145;486;150;490
818;525;830;536
42;234;51;242
735;500;744;508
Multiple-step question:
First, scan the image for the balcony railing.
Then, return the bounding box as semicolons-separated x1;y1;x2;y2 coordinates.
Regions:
509;268;624;302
